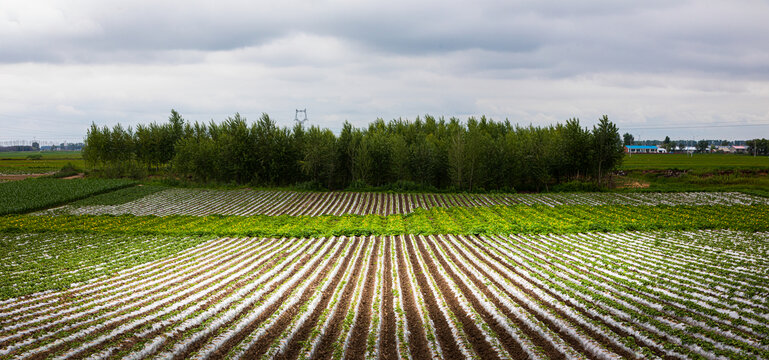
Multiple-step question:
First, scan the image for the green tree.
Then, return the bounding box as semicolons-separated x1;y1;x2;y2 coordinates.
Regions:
592;115;623;185
300;126;337;188
623;132;634;146
697;140;710;153
563;119;593;180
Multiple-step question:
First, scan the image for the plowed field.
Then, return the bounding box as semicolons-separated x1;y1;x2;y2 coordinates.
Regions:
2;231;767;359
45;189;768;216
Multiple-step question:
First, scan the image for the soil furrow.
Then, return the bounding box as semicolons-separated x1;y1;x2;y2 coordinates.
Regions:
1;237;268;330
400;236;464;359
4;238;281;357
247;237;362;360
305;237;373;360
100;239;315;359
378;236;397;360
23;238;303;360
423;236;536;360
342;237;380;360
178;237;342;359
465;235;663;359
411;236;501;360
393;236;431;359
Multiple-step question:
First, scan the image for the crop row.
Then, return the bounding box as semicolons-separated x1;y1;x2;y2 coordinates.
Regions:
0;178;135;216
45;189;768;216
0;231;767;359
0;233;212;300
7;204;769;239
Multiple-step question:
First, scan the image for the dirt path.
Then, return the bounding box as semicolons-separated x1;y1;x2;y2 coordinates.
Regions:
0;173;53;181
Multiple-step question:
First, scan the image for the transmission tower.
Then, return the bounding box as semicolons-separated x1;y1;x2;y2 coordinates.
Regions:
294;109;308;126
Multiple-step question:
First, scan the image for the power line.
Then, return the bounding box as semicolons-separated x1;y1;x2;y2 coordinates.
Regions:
621;123;769;130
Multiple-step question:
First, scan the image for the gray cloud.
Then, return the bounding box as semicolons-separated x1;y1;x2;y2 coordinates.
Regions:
1;0;768;141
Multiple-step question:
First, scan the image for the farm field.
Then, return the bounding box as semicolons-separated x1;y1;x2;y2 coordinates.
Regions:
620;153;769;171
0;152;84;175
44;188;769;216
0;231;767;359
1;181;769;359
0;178;135;215
5;204;769;238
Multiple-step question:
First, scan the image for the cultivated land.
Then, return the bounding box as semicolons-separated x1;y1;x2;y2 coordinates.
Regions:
0;152;85;175
1;177;769;359
620;153;769;171
42;188;769;216
0;232;767;359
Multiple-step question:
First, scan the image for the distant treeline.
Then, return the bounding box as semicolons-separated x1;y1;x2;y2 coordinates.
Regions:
746;139;769;156
82;110;624;191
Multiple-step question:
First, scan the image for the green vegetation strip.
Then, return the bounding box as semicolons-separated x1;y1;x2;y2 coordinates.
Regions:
0;151;85;175
0;178;135;215
620;153;769;170
0;233;212;299
2;204;767;238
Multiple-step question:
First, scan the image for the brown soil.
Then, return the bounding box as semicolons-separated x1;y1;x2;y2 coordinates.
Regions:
327;192;342;215
117;241;298;359
394;237;431;358
401;236;466;359
308;238;375;360
363;193;375;215
267;237;366;360
410;237;501;360
301;193;324;216
22;237;288;359
423;236;538;360
5;238;267;334
0;237;232;316
206;238;349;360
447;236;570;359
344;237;380;360
613;177;650;189
340;193;357;215
61;173;85;179
378;237;397;360
0;173;52;181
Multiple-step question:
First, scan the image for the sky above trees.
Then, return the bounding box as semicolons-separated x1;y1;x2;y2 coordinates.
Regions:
1;0;768;142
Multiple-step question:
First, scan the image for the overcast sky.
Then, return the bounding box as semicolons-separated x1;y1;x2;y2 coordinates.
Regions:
2;0;769;143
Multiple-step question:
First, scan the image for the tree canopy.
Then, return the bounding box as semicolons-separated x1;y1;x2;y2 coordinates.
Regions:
83;111;625;191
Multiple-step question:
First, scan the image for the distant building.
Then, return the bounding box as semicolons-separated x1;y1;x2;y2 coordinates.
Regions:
674;146;697;153
732;145;748;154
714;145;733;153
625;145;664;154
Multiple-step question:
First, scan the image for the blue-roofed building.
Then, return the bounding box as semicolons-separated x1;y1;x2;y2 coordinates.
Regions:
624;145;663;154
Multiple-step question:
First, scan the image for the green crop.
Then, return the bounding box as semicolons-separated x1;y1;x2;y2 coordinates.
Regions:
1;204;767;238
0;178;135;215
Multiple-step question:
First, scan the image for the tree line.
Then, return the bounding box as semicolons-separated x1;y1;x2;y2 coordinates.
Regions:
82;110;624;191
